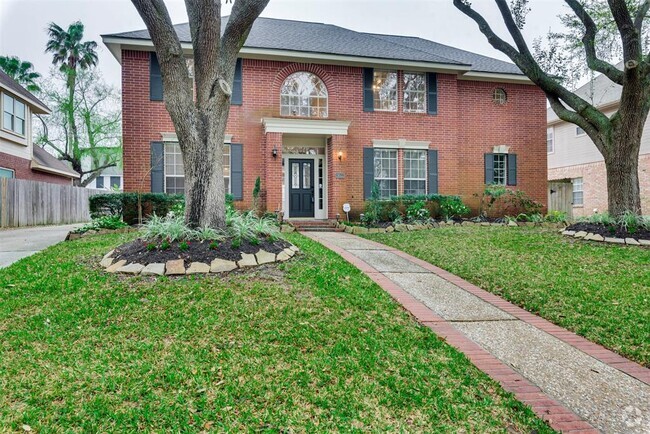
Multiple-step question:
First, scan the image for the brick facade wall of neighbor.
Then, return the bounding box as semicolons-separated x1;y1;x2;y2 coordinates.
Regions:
0;151;72;185
548;153;650;217
122;49;547;218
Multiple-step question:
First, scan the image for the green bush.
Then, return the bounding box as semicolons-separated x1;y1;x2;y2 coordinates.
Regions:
363;193;468;224
478;186;543;218
406;201;430;222
74;215;128;233
90;193;184;225
545;210;568;223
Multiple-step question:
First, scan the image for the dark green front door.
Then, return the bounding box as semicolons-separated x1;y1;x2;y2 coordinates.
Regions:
289;159;314;218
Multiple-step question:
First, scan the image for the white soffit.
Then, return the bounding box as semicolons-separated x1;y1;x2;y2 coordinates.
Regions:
262;118;350;135
372;139;430;149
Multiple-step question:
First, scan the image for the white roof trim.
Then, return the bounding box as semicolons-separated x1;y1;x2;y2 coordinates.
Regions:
30;160;79;179
161;132;233;143
372;139;430;149
0;85;50;114
459;71;532;85
262;117;350;135
102;36;472;73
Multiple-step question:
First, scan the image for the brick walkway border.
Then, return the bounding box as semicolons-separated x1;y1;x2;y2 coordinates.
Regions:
305;233;650;433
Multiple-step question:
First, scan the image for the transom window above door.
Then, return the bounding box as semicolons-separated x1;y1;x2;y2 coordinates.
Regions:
280;72;328;118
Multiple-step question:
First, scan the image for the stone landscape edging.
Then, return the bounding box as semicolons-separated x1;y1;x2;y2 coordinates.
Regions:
100;244;299;276
336;220;566;235
67;227;139;241
561;230;650;247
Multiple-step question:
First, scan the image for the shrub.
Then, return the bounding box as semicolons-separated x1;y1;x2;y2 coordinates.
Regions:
75;215;128;233
363;192;468;224
545;210;568;223
478;186;542;218
90;193;184;225
406;201;430;222
142;214;194;242
439;196;470;220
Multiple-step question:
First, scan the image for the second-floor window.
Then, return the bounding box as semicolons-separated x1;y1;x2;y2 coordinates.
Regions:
280;72;328;118
373;70;398;111
547;127;554;153
2;94;26;136
403;73;426;113
575;126;586;136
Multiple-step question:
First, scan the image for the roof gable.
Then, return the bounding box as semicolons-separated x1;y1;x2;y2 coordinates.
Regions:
0;70;50;114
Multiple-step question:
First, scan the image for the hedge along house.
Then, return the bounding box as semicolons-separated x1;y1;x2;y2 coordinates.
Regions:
103;17;547;220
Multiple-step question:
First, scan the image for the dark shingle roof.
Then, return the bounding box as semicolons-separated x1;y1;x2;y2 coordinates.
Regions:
105;16;522;75
0;70;49;114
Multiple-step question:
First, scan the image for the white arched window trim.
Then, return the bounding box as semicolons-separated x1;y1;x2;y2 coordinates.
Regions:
280;72;328;118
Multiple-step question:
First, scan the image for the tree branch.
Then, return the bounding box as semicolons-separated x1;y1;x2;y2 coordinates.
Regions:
634;0;650;33
607;0;641;61
564;0;625;84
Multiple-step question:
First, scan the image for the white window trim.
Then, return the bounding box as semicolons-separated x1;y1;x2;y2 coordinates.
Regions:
373;69;398;112
372;139;430;149
403;71;427;114
547;127;555;154
2;93;27;138
0;166;15;179
374;148;399;199
403;149;427;195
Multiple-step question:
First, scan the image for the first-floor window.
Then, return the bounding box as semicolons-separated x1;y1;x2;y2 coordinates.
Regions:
492;154;507;185
109;176;121;189
572;178;583;205
374;149;397;198
403;149;427;195
96;176;104;188
164;142;230;195
0;167;15;179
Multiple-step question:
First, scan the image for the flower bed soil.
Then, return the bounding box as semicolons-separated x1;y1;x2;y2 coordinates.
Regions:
113;237;291;266
565;222;650;240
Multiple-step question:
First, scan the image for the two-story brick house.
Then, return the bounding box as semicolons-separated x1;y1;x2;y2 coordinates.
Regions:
103;17;547;219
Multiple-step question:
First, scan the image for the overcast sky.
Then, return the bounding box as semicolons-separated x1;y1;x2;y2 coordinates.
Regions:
0;0;567;89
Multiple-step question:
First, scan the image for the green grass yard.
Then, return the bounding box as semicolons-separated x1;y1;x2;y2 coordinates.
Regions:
365;226;650;367
0;232;552;432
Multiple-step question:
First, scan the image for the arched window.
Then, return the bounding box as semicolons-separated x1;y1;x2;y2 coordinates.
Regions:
280;72;328;118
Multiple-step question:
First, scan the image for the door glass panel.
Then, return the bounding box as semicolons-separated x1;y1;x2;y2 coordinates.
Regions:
318;159;323;209
292;163;300;188
303;163;311;189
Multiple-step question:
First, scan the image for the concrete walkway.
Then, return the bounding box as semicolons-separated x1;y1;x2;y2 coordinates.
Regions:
0;224;79;269
305;231;650;434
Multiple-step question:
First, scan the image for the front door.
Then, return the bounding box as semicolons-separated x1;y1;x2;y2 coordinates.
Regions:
289;159;314;218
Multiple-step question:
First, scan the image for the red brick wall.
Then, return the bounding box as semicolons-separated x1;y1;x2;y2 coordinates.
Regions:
0;152;73;185
121;49;548;217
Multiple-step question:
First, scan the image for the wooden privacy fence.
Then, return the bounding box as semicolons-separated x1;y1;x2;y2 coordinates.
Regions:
0;178;105;228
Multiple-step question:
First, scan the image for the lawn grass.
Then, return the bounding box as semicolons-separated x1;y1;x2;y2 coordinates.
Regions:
0;232;553;432
364;226;650;367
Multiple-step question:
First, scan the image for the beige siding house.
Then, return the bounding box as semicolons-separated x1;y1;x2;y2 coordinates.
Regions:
547;72;650;217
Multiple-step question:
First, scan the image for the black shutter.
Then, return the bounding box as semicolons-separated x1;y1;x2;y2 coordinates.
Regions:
484;153;494;185
427;72;438;115
151;142;164;192
363;147;375;199
96;176;104;189
428;149;438;194
231;143;243;200
150;52;163;101
507;154;517;186
231;58;242;105
363;68;374;112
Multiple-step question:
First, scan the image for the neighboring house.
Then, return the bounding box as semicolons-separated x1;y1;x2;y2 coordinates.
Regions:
88;167;123;191
103;17;547;219
547;71;650;218
0;70;79;184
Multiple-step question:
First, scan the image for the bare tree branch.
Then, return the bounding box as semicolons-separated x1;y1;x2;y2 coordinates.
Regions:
565;0;624;84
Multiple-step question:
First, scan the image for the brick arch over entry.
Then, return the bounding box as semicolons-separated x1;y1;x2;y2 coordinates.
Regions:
272;64;335;102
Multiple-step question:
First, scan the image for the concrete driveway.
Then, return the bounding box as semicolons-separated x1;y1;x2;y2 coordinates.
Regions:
0;224;80;269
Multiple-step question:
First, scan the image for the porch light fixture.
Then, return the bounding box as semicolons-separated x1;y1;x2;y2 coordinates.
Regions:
337;150;343;161
272;146;278;158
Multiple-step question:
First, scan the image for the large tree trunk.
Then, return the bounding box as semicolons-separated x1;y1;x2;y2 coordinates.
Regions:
605;120;643;216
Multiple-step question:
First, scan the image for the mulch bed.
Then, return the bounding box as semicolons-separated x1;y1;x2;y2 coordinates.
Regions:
565;222;650;240
112;236;292;266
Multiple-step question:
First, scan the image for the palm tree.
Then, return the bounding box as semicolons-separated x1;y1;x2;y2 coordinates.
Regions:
45;21;98;168
0;56;41;92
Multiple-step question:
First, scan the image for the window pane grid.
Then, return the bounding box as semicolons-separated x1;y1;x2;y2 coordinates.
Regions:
280;72;328;118
403;73;426;113
572;178;583;205
404;149;427;194
547;128;554;153
374;149;398;198
373;70;398;112
164;143;231;195
493;154;507;185
2;94;25;135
